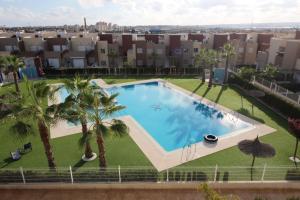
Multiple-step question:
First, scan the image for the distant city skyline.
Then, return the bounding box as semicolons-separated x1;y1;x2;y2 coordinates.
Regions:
0;0;299;27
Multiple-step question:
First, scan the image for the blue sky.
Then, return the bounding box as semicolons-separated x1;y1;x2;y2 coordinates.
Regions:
0;0;299;26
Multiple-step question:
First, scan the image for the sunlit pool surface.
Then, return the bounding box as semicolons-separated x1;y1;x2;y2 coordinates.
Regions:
59;81;251;152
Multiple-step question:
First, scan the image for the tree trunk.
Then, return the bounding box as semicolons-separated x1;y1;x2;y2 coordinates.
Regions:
202;68;206;83
208;65;213;88
250;155;256;181
38;120;56;169
96;127;107;169
251;155;256;167
13;71;20;93
81;120;93;159
224;56;229;84
294;139;299;167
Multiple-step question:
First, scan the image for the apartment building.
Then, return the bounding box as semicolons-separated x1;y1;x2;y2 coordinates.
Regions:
295;30;300;40
0;36;19;56
44;37;69;69
244;40;258;65
213;34;228;50
268;37;300;81
4;31;300;81
19;36;45;71
66;35;96;68
257;33;273;52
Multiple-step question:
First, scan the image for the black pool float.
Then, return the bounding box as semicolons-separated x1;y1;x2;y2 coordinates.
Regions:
204;134;218;143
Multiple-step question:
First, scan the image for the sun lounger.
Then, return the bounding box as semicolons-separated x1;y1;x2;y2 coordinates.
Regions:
10;150;21;160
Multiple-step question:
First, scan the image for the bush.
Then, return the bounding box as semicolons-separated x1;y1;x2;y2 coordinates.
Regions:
229;74;300;118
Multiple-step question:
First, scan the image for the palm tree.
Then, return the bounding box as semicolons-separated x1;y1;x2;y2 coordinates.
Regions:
0;55;25;93
0;77;62;169
62;75;97;160
81;91;128;168
108;49;119;75
260;64;279;81
194;48;208;83
288;118;300;166
222;43;235;84
207;49;218;88
148;51;160;75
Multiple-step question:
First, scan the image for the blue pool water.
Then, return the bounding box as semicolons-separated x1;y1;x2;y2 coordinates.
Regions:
59;82;250;152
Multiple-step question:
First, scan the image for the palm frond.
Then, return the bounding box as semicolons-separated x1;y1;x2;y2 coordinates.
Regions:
109;119;128;137
104;105;125;117
78;131;93;149
95;123;110;137
10;121;34;139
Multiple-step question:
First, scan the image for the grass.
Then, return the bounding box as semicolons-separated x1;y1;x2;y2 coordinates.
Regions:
0;77;298;170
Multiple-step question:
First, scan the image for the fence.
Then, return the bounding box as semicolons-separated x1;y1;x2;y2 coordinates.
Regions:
0;165;299;184
43;67;204;78
253;76;300;106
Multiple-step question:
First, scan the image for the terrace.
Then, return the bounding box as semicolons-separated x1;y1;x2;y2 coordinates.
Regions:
0;77;298;175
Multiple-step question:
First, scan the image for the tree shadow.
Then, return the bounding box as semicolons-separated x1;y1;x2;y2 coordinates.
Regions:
72;159;87;171
215;85;228;104
192;82;204;94
237;108;265;123
0;157;15;169
230;86;288;130
201;87;211;98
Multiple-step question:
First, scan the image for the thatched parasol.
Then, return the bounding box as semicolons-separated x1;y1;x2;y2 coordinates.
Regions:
238;136;275;167
238;136;275;180
288;118;300;165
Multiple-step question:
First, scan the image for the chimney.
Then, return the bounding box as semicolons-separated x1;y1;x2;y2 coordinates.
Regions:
84;17;87;31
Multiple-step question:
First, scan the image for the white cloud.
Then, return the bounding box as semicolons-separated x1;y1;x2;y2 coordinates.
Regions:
1;0;300;26
77;0;109;8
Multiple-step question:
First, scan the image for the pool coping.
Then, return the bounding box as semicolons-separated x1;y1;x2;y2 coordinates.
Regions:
48;79;276;171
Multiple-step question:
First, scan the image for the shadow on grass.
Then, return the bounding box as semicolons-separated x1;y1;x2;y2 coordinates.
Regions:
237;108;265;123
202;86;211;98
72;159;87;171
192;82;204;94
230;86;288;129
215;85;228;104
0;157;15;169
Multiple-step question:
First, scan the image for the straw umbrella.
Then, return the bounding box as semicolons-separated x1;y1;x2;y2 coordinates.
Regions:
248;90;265;115
238;136;275;180
288;118;300;166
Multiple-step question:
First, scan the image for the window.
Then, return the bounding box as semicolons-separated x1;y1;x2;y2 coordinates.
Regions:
72;58;85;68
137;48;143;54
4;45;18;51
157;49;163;55
183;48;188;53
137;60;143;66
147;48;153;54
194;48;198;53
174;48;182;54
24;58;35;67
30;46;43;51
101;60;107;66
78;46;86;52
48;58;60;68
62;45;68;51
100;48;106;54
53;45;61;52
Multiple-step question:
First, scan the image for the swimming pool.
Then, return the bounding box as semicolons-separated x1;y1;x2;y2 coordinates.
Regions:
59;81;252;152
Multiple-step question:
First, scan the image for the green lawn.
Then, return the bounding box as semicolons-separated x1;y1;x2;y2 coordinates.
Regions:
0;77;298;170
